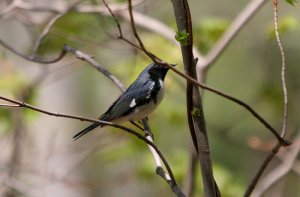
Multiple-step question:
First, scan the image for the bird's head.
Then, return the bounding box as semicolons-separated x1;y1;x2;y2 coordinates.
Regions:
141;63;175;81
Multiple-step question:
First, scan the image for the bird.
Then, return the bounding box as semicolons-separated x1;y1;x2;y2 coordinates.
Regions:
73;63;174;140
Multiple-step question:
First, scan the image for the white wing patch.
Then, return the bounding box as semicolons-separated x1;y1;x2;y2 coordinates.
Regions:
129;99;136;108
146;81;155;99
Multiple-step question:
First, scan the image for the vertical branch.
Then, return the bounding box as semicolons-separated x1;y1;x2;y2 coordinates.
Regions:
171;0;219;196
243;143;281;197
273;0;288;137
244;1;290;196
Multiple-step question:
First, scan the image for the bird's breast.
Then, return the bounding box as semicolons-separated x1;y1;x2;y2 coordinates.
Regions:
154;79;164;104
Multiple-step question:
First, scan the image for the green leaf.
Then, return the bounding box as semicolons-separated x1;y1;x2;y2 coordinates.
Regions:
285;0;297;6
175;30;189;45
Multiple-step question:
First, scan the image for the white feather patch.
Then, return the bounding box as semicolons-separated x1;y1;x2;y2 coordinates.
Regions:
129;99;136;108
146;81;155;99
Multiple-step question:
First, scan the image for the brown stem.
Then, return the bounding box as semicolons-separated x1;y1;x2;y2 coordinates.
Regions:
171;0;218;196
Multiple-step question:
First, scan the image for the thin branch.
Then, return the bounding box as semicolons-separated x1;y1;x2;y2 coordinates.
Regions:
0;103;20;107
252;135;300;197
127;0;146;51
244;2;291;195
273;0;288;137
63;45;126;91
127;0;159;61
244;143;281;197
0;38;67;64
116;10;204;63
101;0;145;51
144;127;185;196
30;14;64;57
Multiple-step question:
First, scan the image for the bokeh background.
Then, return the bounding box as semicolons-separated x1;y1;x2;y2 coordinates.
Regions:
0;0;299;196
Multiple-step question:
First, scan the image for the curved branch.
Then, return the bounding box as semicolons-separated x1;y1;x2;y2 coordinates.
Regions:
31;14;64;57
273;0;288;137
251;135;300;197
0;38;67;64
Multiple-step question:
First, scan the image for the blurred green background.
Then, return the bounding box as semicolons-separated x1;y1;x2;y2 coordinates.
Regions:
0;0;299;196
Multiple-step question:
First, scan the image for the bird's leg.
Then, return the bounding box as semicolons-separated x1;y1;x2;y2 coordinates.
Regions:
130;120;154;139
130;121;144;131
141;118;154;140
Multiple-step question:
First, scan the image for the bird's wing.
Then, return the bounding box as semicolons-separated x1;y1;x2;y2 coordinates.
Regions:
100;80;157;121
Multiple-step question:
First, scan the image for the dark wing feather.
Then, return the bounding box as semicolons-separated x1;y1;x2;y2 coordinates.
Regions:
100;80;155;121
73;122;101;140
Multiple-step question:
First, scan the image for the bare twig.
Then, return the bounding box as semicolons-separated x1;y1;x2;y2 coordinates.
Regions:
143;121;185;197
0;38;67;64
251;135;300;197
243;2;292;196
273;0;288;137
63;45;126;91
127;0;146;53
0;103;20;107
244;143;281;197
30;14;64;57
116;10;204;63
101;0;144;51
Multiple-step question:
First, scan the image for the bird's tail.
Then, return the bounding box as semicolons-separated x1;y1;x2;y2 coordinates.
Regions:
73;122;101;140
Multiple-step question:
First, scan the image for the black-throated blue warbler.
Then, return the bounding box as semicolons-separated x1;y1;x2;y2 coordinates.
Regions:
73;63;174;140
